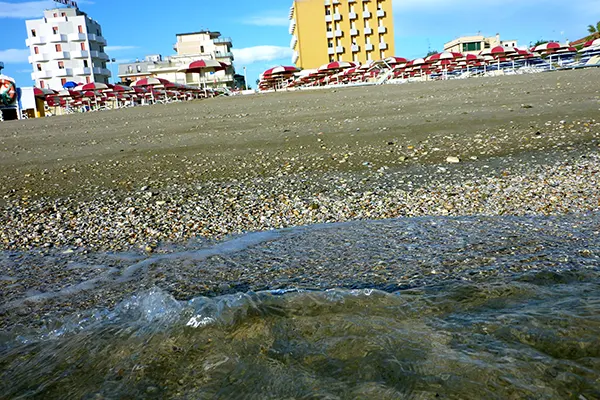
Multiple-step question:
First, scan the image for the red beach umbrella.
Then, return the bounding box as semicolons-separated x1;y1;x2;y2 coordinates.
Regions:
317;61;357;72
33;87;57;98
131;77;171;87
425;51;462;63
74;82;109;91
384;56;408;65
262;65;299;78
533;42;563;53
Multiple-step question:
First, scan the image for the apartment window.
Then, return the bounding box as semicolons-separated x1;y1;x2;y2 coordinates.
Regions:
53;12;57;17
86;76;91;83
40;80;45;88
330;56;335;62
127;65;133;73
80;42;86;50
31;29;36;37
200;45;205;53
136;65;142;72
52;26;59;34
61;78;67;85
462;42;481;52
55;44;62;52
325;8;331;15
83;60;89;67
58;61;65;69
34;46;39;54
37;64;42;71
96;29;100;35
78;25;83;33
328;41;333;48
61;12;66;17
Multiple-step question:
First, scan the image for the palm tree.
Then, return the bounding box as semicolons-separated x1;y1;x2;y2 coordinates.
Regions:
588;21;600;36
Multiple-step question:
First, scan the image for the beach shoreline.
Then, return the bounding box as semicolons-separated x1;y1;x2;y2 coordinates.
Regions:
0;69;599;329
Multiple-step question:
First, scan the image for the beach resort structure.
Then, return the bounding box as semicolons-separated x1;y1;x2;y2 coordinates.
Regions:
117;31;237;89
288;0;395;69
25;6;111;90
444;34;518;55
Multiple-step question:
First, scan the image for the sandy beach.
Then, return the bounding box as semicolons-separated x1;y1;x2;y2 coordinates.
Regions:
0;68;599;329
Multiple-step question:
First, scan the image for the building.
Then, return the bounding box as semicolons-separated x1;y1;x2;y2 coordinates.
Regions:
444;33;518;54
289;0;395;69
118;31;236;89
0;61;4;72
25;6;111;90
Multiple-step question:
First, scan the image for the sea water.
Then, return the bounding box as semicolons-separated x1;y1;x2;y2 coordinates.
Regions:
1;214;599;399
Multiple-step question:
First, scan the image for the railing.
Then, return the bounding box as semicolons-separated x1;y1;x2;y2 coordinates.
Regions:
213;37;232;44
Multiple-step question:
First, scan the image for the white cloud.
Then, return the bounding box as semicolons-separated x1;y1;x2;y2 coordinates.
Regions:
0;49;30;63
232;46;293;66
242;11;289;27
0;1;55;18
105;45;139;52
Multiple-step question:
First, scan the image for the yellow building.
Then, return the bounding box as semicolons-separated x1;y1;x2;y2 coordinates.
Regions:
289;0;395;69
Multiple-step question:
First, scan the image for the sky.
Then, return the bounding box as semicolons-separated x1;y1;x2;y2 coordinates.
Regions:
1;0;598;88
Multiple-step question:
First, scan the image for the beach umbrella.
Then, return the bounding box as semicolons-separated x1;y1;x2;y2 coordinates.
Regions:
425;51;462;63
131;77;173;103
261;65;299;78
33;87;57;97
384;56;408;65
533;42;563;53
318;61;357;72
62;81;78;89
74;82;109;91
583;38;600;49
178;60;228;95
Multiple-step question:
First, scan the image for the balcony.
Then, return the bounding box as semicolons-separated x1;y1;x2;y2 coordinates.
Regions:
335;46;344;53
289;19;296;35
26;36;47;46
332;0;340;3
215;51;234;59
32;70;52;79
350;28;359;36
333;13;342;21
29;53;50;63
214;37;232;44
326;31;334;39
364;27;372;34
348;0;356;2
72;50;89;59
73;67;92;75
46;16;67;23
335;29;343;37
377;9;386;17
98;52;110;61
324;0;331;4
290;36;298;48
351;44;360;52
363;11;371;18
55;68;73;77
349;12;357;19
50;51;70;60
328;47;335;55
68;33;87;41
48;33;67;43
378;42;388;50
87;33;97;42
378;26;387;33
292;51;299;64
89;50;100;58
365;43;374;51
325;15;333;22
93;67;111;76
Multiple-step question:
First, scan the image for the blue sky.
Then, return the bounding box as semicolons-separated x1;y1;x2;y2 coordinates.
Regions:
1;0;598;88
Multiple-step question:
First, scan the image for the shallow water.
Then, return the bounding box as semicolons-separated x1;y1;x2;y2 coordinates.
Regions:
1;214;600;399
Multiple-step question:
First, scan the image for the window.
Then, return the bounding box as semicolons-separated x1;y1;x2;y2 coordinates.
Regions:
136;65;142;72
97;29;100;35
80;42;86;50
34;46;39;54
61;12;66;17
40;80;45;88
52;26;59;34
55;44;62;52
325;8;331;15
83;60;88;67
61;78;67;85
127;65;133;73
31;29;36;37
78;25;83;33
53;13;57;17
462;42;481;52
58;61;64;69
37;64;42;71
86;76;91;83
200;45;205;53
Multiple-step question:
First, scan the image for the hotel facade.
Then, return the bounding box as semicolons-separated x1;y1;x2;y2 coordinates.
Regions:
118;31;237;89
289;0;395;69
25;7;111;90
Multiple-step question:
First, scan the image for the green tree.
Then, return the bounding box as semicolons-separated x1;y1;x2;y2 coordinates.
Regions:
587;21;600;35
425;49;438;57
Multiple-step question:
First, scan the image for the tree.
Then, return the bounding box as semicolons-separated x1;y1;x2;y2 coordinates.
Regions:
588;21;600;35
425;49;438;57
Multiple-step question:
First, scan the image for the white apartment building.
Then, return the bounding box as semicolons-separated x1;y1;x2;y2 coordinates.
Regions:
25;6;111;90
118;31;236;89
